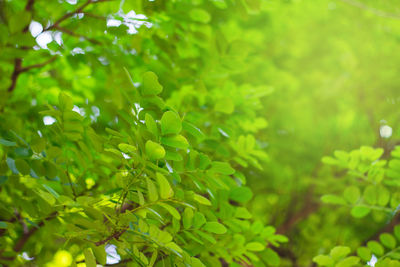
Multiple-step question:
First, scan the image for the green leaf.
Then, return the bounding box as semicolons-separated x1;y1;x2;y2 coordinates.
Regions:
190;8;211;23
158;202;181;220
261;248;281;266
192;212;206;229
84;248;96;267
142;71;163;96
380;233;396;249
145;113;158;138
330;246;351;261
91;245;107;265
161;111;182;135
356;246;372;262
183;207;194;229
312;255;334;266
182;121;205;142
145;140;165;161
146;177;158;202
0;139;16;147
246;242;265;251
156;173;173;199
343;186;360;204
321;195;347;205
351;206;370;218
193;194;211;206
161;135;188;149
210;161;235;175
59;93;74;111
367;241;384;256
230;186;253;203
335;256;360;267
15;159;30;175
202;222;227;234
118;143;137;154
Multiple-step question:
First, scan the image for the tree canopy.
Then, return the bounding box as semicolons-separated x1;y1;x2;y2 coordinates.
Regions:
1;0;400;266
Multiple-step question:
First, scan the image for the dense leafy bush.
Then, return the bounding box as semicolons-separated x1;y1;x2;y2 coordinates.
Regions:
2;0;400;266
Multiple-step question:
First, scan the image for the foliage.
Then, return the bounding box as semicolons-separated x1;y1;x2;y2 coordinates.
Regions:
2;0;400;266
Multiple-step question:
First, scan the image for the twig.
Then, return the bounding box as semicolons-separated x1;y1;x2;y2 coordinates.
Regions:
19;56;58;73
13;212;57;252
95;226;129;246
45;0;93;31
54;25;102;45
45;0;113;31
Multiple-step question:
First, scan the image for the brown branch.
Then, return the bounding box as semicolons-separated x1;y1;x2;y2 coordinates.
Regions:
19;56;57;73
13;212;57;252
45;0;93;31
54;25;102;45
45;0;113;31
95;226;129;246
6;0;34;92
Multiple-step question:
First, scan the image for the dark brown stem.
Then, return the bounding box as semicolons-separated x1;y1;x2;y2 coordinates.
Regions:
95;226;129;246
19;56;58;73
13;212;57;252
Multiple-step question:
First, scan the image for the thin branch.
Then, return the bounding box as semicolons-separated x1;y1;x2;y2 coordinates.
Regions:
339;0;400;20
95;226;129;246
45;0;93;31
19;56;57;73
13;212;57;252
54;26;102;45
45;0;113;31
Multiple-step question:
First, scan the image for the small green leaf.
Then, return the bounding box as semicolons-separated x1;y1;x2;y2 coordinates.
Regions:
367;241;384;256
145;140;165;161
335;256;360;267
193;212;206;229
210;161;235;175
146;177;158;202
321;195;347;205
118;143;137;154
343;186;360;204
202;222;227;234
0;139;16;147
351;206;370;218
190;8;211;23
15;159;30;175
161;111;182;135
158;203;181;220
230;186;253;203
161;135;188;149
312;255;334;266
145;113;158;138
330;246;351;261
156;173;173;199
59;92;74;111
84;248;96;267
357;247;372;262
193;194;211;206
246;242;265;251
142;71;163;96
183;208;194;229
380;233;396;249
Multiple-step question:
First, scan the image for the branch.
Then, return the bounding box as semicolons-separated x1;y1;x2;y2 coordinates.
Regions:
45;0;93;31
339;0;400;20
54;26;102;45
19;56;57;73
45;0;113;31
13;212;57;252
94;226;128;246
